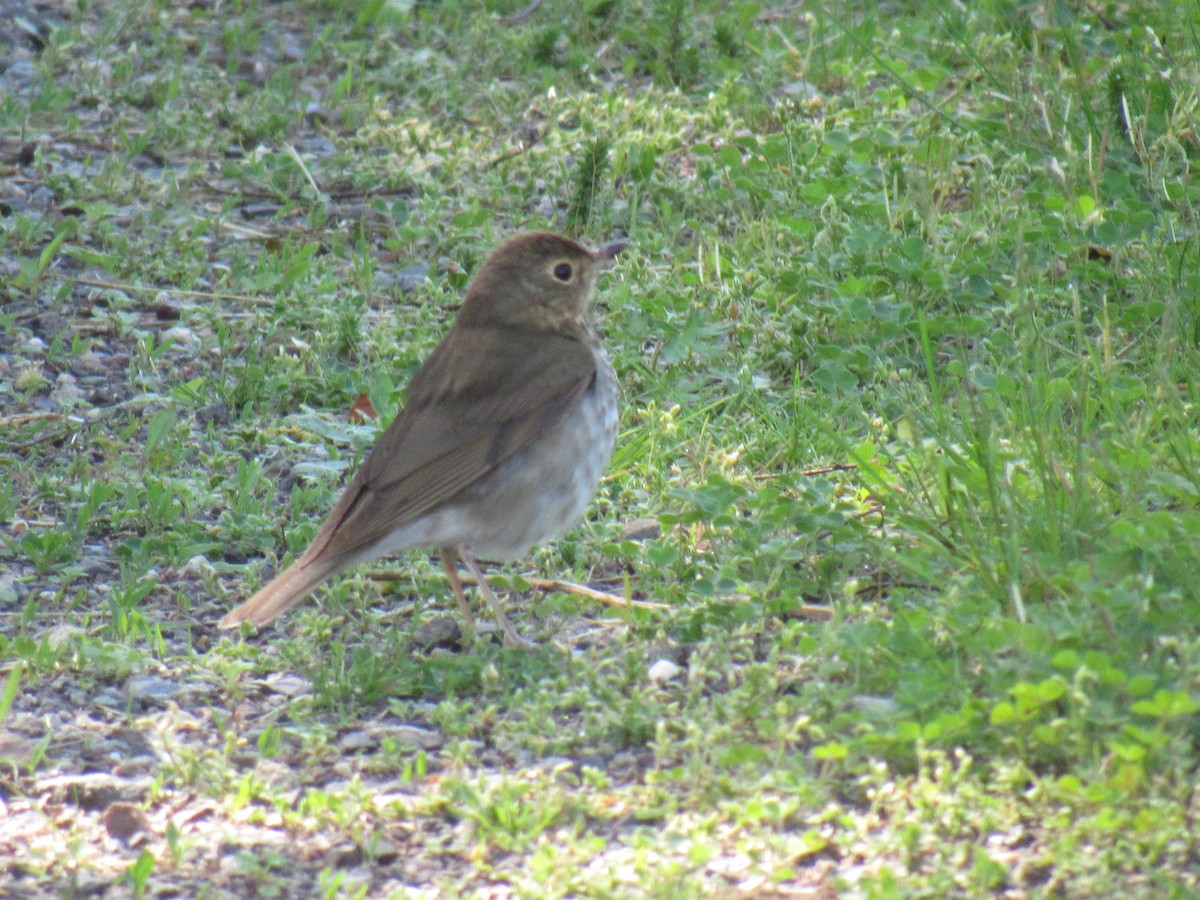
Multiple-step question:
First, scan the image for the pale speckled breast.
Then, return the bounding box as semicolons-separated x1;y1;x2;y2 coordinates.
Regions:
361;342;619;563
461;343;619;559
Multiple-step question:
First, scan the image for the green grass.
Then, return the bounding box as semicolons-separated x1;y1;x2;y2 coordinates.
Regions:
3;0;1200;895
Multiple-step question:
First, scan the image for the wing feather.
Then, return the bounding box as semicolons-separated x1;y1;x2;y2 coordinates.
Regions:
296;324;596;566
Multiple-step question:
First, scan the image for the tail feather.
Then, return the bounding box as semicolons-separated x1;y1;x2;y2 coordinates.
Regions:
218;556;345;628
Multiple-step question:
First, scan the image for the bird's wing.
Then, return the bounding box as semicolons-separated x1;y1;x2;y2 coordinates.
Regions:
296;324;597;566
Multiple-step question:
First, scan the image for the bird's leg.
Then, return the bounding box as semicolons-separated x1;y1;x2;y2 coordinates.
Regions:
440;548;477;643
461;553;538;651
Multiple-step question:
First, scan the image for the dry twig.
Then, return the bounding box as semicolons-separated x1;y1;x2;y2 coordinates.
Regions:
367;569;669;611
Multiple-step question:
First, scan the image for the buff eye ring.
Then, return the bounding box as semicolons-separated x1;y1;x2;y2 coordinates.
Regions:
552;262;574;282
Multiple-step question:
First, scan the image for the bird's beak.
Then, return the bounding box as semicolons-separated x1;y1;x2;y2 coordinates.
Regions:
595;239;629;263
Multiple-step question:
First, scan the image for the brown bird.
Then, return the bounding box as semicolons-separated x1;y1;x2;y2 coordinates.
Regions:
219;232;626;648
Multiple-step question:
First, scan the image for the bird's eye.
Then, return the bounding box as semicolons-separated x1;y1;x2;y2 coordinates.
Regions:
552;262;574;282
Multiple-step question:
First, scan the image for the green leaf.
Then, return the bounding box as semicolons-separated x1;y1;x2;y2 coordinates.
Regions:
1130;690;1198;720
36;228;72;279
0;662;23;727
990;701;1017;725
811;742;848;760
145;408;178;457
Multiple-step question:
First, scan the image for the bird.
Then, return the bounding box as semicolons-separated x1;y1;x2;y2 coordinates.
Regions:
218;231;626;648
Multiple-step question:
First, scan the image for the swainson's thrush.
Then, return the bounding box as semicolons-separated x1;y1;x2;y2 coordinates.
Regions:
219;232;625;648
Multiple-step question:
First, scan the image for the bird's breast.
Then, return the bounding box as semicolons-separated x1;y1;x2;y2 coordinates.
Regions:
457;348;618;559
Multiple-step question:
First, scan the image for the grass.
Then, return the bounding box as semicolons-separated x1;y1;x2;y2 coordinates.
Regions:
2;0;1200;895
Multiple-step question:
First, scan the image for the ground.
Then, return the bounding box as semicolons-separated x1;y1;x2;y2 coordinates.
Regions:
3;0;1200;897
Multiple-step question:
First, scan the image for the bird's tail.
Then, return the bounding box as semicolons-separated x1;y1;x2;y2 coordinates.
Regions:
218;556;344;629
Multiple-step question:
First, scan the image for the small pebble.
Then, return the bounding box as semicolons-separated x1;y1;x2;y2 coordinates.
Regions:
394;263;430;294
30;185;57;208
161;325;196;348
127;675;180;705
262;673;312;698
414;616;462;650
339;730;375;751
620;517;661;542
388;724;443;750
102;802;151;843
647;658;682;683
182;555;217;578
